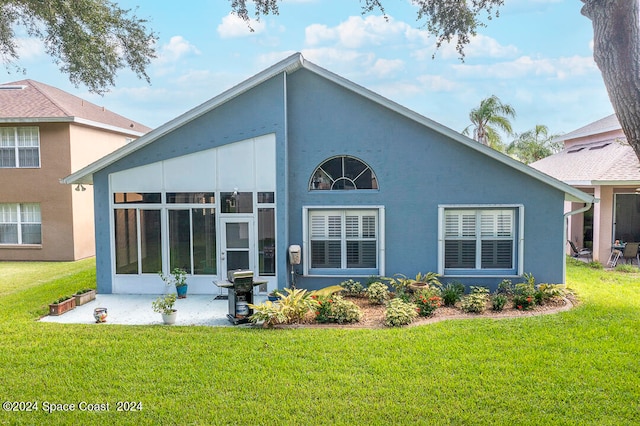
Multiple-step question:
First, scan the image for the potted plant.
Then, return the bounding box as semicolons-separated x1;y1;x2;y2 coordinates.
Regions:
267;289;282;302
49;295;76;316
73;288;96;306
152;294;177;324
159;268;188;298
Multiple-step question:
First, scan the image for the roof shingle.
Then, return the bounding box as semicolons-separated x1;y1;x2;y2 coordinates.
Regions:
0;79;150;134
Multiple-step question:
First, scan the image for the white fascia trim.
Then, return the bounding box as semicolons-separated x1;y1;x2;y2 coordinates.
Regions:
0;116;146;137
592;180;640;186
61;53;305;186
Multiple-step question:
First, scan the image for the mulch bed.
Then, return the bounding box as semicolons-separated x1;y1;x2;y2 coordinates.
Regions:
282;294;576;329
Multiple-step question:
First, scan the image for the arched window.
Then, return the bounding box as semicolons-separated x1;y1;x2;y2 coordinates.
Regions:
309;156;378;190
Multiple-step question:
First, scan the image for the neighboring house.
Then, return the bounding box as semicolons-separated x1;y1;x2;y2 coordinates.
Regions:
62;53;593;295
0;79;151;261
531;114;640;264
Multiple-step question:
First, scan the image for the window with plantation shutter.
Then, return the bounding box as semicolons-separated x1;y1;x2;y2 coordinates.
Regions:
443;208;517;273
308;209;380;273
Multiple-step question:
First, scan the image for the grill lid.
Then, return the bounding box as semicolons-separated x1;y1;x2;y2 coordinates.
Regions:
227;269;254;282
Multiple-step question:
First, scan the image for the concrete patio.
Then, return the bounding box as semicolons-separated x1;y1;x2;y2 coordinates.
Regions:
40;294;267;326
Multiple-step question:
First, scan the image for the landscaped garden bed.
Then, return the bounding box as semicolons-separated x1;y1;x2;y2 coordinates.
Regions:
249;274;574;328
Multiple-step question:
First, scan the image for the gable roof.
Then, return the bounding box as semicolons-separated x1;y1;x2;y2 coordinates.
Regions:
531;139;640;185
532;114;640;186
60;53;593;204
559;114;622;142
0;79;151;136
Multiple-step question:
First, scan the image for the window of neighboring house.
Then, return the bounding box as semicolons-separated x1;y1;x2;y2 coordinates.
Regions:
0;127;40;168
310;156;378;190
304;207;384;276
440;206;522;276
0;203;42;245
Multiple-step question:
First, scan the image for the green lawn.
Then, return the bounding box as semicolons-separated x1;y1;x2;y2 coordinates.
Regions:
0;259;638;425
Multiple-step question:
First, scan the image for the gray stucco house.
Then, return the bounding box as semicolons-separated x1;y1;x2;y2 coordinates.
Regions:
63;53;594;295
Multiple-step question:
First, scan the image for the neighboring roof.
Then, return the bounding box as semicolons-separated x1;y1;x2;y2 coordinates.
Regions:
531;138;640;186
60;53;593;204
559;114;622;142
0;79;151;136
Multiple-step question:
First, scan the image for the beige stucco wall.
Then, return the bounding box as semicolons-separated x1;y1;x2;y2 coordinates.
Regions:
69;125;132;260
0;123;133;261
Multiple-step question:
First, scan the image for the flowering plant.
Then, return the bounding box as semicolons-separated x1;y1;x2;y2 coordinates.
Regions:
415;294;442;317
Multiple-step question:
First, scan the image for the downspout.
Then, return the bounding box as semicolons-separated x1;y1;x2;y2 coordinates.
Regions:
563;200;595;284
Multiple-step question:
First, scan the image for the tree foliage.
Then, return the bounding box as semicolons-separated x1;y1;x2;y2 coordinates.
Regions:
231;0;504;58
507;125;562;164
462;95;516;151
0;0;158;94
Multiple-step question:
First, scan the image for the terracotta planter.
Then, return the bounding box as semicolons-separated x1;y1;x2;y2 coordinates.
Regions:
74;289;96;306
49;298;77;316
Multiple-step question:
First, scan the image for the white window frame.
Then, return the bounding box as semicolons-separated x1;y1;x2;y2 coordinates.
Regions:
302;206;385;277
0;203;42;245
438;204;524;277
0;127;40;168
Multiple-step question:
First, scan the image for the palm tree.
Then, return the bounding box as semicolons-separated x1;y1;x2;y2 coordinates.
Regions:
507;124;562;164
463;95;516;152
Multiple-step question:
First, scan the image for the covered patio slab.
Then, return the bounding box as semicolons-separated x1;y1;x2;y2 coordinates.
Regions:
40;294;267;326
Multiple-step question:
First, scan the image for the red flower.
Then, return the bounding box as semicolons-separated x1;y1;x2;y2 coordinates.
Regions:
526;297;532;303
517;305;523;310
315;311;320;316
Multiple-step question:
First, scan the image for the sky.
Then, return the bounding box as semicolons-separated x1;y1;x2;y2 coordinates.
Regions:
4;0;615;139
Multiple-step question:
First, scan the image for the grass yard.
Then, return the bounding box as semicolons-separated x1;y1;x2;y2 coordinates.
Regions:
0;258;638;425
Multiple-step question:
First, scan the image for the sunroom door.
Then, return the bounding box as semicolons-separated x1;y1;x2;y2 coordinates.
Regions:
221;218;255;279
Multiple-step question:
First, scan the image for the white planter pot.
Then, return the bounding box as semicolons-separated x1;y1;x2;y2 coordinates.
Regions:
161;310;177;325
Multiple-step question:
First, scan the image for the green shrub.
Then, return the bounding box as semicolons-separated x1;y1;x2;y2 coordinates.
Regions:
491;294;507;311
384;298;417;327
314;295;363;324
496;279;514;295
249;288;318;326
535;283;565;305
441;282;465;306
414;291;442;317
460;286;489;313
366;282;389;305
339;279;365;297
513;283;536;310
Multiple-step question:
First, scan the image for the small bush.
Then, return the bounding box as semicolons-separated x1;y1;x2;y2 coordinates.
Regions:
366;282;389;305
441;282;465;306
460;286;489;313
513;283;536;310
314;295;363;324
535;283;565;305
340;279;365;297
414;290;442;317
497;279;514;295
384;298;417;327
491;294;507;311
250;288;318;326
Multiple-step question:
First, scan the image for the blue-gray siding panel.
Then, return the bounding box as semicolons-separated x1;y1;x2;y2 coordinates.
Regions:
93;75;289;292
285;69;565;290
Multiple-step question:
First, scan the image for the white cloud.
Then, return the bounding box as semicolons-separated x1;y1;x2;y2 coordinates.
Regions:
305;15;430;49
155;36;200;65
369;58;404;77
438;34;519;59
417;74;458;92
452;55;597;80
15;37;45;60
217;13;266;38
